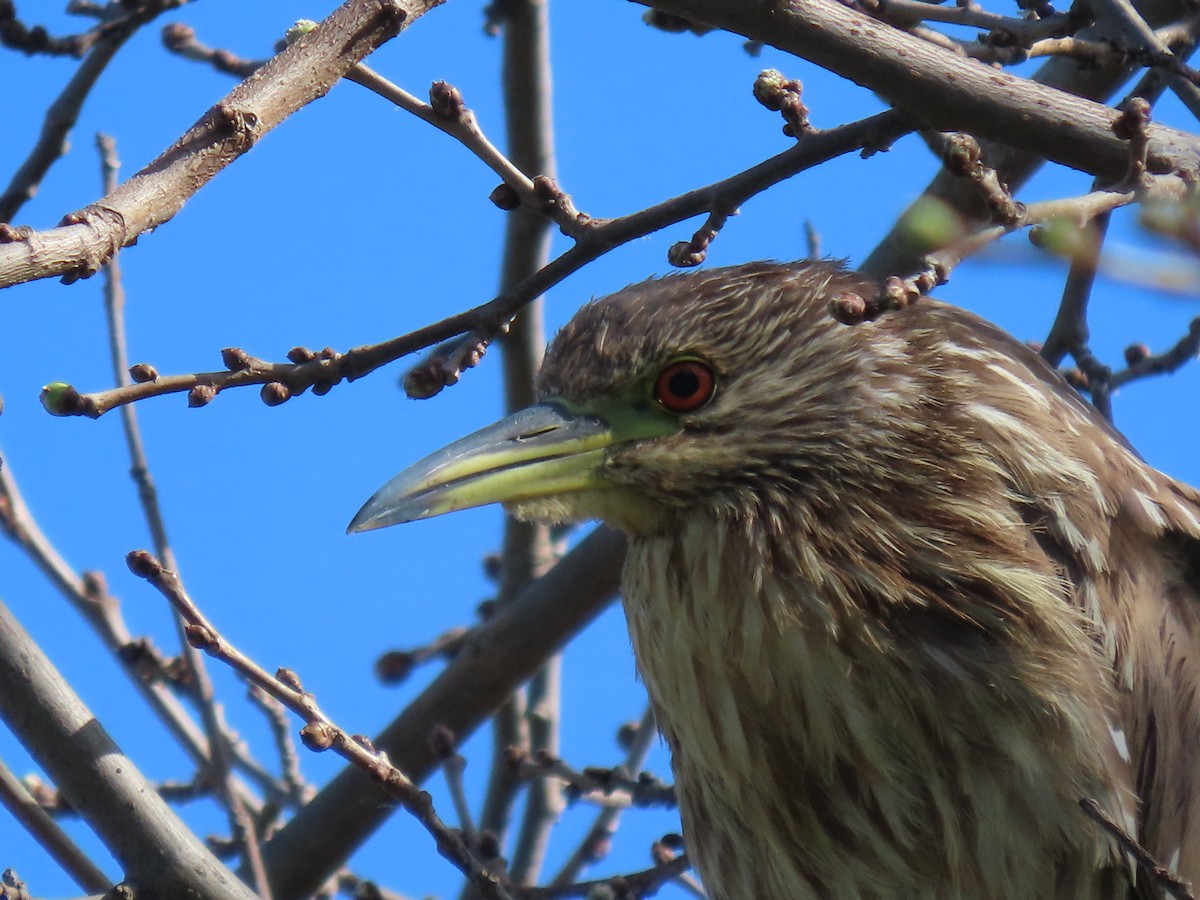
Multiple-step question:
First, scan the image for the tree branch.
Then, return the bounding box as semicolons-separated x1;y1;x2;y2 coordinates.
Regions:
260;526;627;900
40;109;913;416
0;599;258;900
639;0;1200;181
126;550;512;900
0;0;443;289
0;758;111;894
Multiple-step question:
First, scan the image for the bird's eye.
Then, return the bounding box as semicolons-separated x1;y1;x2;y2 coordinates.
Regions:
654;359;715;413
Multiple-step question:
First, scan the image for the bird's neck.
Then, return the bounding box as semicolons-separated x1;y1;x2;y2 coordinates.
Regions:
621;508;1130;900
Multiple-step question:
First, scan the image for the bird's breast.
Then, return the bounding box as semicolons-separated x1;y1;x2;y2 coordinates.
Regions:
621;515;1133;900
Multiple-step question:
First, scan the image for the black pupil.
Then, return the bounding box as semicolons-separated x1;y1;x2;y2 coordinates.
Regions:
667;367;701;399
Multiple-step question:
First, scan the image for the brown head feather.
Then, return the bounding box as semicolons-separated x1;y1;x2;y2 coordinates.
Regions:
531;260;1200;900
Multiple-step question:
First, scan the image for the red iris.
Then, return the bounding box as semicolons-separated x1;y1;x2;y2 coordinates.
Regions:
654;360;715;413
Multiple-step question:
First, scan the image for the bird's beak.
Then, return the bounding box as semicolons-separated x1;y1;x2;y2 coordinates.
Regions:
348;400;672;533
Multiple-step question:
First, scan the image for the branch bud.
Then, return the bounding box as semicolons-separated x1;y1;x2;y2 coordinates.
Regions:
39;382;85;416
489;183;521;211
221;347;252;370
129;362;158;383
429;81;465;120
261;382;291;406
300;722;334;751
188;384;217;408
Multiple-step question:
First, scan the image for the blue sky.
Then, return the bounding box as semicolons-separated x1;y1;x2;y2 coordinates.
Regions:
1;2;1198;898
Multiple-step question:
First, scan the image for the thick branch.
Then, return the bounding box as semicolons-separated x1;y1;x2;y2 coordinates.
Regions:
639;0;1200;181
0;0;443;289
858;0;1194;275
261;526;627;900
0;600;257;900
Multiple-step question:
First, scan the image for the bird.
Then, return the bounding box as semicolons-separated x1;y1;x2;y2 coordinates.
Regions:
349;260;1200;900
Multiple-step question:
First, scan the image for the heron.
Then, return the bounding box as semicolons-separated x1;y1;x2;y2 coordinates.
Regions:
349;261;1200;900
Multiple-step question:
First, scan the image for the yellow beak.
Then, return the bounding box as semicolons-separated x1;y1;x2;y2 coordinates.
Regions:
347;402;619;532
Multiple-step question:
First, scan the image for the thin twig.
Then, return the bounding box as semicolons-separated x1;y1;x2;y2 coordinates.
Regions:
160;22;263;77
483;1;564;890
549;706;660;887
0;1;192;222
45;109;916;415
0;758;111;893
1080;798;1195;899
0;0;442;288
510;749;676;811
95;133;273;898
260;526;627;899
514;852;691;900
1041;209;1110;366
431;726;478;847
0;458;282;807
864;0;1080;43
834;182;1147;324
1089;0;1200;120
126;550;515;900
1110;317;1200;389
246;686;313;808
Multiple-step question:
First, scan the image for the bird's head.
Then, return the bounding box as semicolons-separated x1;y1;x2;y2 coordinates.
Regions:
348;261;958;537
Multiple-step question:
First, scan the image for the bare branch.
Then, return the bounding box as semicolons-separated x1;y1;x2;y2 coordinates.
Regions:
549;707;662;887
0;759;111;894
638;0;1200;180
0;0;443;289
160;21;263;78
1110;316;1200;388
0;458;284;808
41;108;913;415
0;600;258;900
126;549;513;900
514;851;692;900
261;526;627;900
1088;0;1200;119
0;1;190;223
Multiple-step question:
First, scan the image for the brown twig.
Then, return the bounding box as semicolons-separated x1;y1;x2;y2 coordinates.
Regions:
1112;96;1154;186
1089;0;1200;119
160;21;263;77
335;870;418;900
43;108;916;413
0;0;173;57
0;0;442;288
0;459;283;808
126;549;515;900
0;1;189;223
375;626;471;685
478;3;564;889
246;686;313;810
859;0;1080;44
0;759;111;893
1110;316;1200;389
1080;798;1195;899
158;29;589;247
431;726;479;848
941;133;1024;226
835;182;1149;325
507;747;676;811
548;707;660;887
94;133;273;898
261;526;627;899
514;850;691;900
